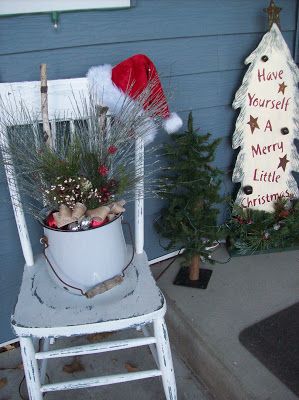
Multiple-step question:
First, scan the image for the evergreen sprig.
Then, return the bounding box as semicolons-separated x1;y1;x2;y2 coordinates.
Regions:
225;198;299;254
0;87;164;219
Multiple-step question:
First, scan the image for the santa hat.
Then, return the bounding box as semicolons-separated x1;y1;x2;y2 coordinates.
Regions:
87;54;183;144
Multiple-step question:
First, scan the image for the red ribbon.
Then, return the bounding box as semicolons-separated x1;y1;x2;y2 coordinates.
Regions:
45;213;109;229
90;218;109;229
46;213;58;229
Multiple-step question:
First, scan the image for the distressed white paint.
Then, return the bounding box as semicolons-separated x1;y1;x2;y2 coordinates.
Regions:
12;251;163;336
154;318;177;400
3;76;176;399
12;252;177;399
0;338;19;347
232;24;299;211
0;0;132;15
0;126;34;266
142;324;159;367
36;336;157;359
41;369;162;392
39;338;50;385
20;337;43;400
0;78;88;123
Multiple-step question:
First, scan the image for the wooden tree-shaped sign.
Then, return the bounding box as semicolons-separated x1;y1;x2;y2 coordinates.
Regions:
232;23;299;212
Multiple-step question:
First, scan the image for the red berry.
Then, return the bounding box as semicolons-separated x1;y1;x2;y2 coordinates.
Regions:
279;210;289;218
98;165;109;176
108;145;117;154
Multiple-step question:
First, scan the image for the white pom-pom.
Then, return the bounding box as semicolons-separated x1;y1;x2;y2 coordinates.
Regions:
163;112;183;134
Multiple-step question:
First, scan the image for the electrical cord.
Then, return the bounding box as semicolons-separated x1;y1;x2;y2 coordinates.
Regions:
155;241;231;282
155;248;184;281
208;241;231;264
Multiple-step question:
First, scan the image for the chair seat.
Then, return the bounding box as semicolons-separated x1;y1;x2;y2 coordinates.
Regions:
12;251;165;338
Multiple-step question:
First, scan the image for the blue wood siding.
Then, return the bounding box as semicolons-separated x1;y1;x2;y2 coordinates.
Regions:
0;0;298;343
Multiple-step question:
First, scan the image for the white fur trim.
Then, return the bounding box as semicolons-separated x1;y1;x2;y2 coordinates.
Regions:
87;65;158;145
87;65;125;115
163;112;183;133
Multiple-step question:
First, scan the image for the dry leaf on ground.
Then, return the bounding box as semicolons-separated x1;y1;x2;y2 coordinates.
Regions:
86;332;113;342
0;377;8;389
124;362;139;372
63;358;85;374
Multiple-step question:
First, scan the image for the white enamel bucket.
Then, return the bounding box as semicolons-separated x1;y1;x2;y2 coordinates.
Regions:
43;215;128;295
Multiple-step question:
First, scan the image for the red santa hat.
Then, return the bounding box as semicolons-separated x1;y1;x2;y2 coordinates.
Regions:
87;54;183;144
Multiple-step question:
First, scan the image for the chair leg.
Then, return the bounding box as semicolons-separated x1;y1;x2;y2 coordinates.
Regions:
154;318;177;400
20;337;43;400
141;324;159;367
39;337;50;384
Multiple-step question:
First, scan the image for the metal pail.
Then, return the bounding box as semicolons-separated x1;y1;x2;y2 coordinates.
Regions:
43;215;128;295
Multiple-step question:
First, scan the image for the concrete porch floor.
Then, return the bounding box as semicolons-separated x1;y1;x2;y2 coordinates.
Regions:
154;247;299;400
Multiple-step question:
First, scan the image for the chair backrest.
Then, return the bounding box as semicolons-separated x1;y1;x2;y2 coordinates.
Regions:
0;77;144;267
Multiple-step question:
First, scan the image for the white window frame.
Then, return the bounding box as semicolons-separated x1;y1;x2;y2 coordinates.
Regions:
0;1;132;16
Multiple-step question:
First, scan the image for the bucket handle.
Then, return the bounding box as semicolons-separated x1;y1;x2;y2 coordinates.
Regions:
40;219;135;298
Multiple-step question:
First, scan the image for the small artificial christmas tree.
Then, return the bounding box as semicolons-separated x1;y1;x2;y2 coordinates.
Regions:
155;112;222;286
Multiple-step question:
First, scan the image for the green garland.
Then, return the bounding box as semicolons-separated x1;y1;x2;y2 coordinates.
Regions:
226;198;299;254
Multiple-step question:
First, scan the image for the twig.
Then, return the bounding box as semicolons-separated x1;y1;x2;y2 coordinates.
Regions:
40;63;52;147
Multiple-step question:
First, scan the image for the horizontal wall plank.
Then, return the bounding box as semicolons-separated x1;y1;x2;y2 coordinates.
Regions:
0;0;297;55
0;283;21;342
0;69;246;118
176;106;238;140
0;31;295;83
0;252;23;286
173;70;242;112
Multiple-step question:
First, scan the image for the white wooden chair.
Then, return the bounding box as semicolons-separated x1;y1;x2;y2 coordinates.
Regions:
0;77;177;400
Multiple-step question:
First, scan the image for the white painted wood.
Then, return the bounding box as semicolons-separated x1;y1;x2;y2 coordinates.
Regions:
36;336;156;359
149;250;184;265
14;251;176;399
0;78;89;267
135;137;144;254
5;76;177;400
0;338;19;347
0;126;34;266
154;318;177;400
12;252;165;338
232;24;299;211
141;324;159;367
41;369;162;392
20;337;43;400
39;338;50;385
0;0;132;15
0;78;88;122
